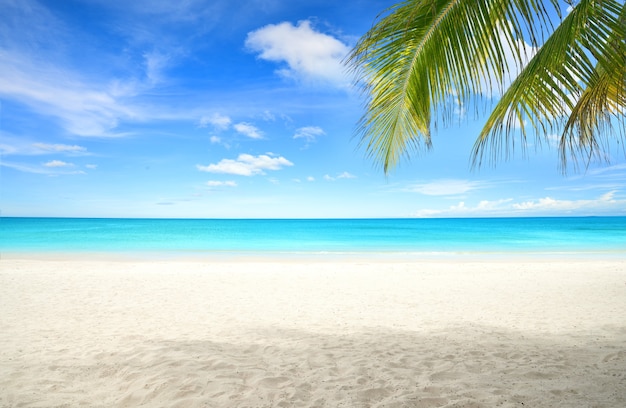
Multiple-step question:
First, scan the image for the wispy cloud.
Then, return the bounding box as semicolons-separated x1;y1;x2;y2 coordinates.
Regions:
587;163;626;177
32;143;87;154
143;51;172;86
1;161;51;174
0;50;140;137
404;179;487;196
0;0;69;52
199;113;232;130
85;0;226;24
246;20;350;87
197;154;293;176
209;135;222;143
1;160;85;175
0;135;90;156
234;122;264;139
206;180;237;187
324;171;356;181
337;171;356;179
294;126;325;147
44;160;73;168
0;0;203;139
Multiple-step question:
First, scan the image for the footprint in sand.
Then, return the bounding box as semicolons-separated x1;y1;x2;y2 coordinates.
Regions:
602;351;625;363
256;376;291;388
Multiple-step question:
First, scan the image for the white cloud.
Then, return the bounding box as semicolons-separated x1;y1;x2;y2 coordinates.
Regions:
411;198;520;218
0;50;139;137
44;160;73;168
431;199;513;216
307;176;315;182
587;163;626;177
85;164;98;169
294;126;325;144
1;161;51;174
476;199;514;210
32;143;87;154
210;135;222;144
234;122;263;139
513;197;561;210
143;51;171;85
412;208;444;218
3;156;90;175
260;110;276;121
246;20;350;87
405;179;486;196
206;180;237;187
411;192;625;218
1;136;91;156
337;171;356;179
512;192;625;213
1;160;85;175
324;171;356;181
200;113;232;130
197;153;293;176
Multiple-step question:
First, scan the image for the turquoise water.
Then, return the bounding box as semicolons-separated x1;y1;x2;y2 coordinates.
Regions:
1;217;625;258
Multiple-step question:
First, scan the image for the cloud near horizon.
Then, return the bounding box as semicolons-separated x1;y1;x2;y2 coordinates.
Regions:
412;192;626;218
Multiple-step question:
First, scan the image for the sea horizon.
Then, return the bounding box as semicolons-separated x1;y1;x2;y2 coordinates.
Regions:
2;214;621;219
2;216;626;260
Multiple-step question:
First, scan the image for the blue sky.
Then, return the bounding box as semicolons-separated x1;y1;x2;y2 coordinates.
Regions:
1;0;625;218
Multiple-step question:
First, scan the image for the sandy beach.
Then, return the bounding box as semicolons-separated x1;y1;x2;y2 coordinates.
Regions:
1;257;625;407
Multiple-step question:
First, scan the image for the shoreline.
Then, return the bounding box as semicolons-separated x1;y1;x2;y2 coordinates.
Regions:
1;257;625;407
3;248;626;263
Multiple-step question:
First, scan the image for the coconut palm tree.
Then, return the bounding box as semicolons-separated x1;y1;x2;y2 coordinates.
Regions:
346;0;626;173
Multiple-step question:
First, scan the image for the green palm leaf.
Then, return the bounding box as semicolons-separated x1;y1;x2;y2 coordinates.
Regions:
559;1;626;170
348;0;626;173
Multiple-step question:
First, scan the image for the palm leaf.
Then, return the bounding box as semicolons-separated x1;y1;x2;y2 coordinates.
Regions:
559;2;626;170
472;0;626;171
347;0;558;173
348;0;626;173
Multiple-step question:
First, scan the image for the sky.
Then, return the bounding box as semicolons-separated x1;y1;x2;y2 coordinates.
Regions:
1;0;625;218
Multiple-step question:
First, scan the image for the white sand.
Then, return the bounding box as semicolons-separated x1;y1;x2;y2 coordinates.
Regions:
1;258;625;407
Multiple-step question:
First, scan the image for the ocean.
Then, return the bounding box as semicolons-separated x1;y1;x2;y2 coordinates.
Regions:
2;217;626;259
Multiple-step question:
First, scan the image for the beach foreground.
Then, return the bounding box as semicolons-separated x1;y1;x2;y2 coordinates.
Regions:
1;258;625;407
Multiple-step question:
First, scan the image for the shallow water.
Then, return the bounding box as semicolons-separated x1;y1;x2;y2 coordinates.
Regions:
2;217;625;258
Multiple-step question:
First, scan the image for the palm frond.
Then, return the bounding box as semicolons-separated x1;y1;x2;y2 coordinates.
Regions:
559;2;626;171
348;0;626;173
346;0;558;173
471;0;626;170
